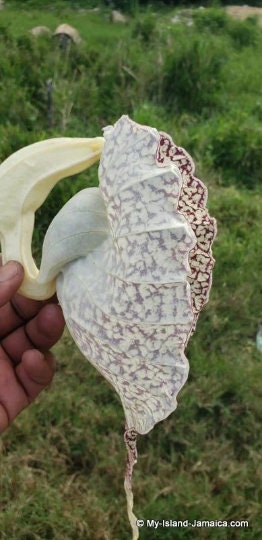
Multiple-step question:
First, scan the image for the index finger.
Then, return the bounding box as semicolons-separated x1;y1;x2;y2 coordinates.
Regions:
0;259;59;338
0;261;24;307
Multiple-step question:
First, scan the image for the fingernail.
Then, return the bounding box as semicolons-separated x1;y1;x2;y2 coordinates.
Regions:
0;261;20;282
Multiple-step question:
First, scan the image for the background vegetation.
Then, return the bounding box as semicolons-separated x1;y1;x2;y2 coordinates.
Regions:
0;2;261;539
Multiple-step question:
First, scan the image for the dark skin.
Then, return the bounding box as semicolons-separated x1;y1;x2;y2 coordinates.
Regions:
0;260;65;433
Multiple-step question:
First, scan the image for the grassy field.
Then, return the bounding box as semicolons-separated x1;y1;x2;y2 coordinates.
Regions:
0;2;262;539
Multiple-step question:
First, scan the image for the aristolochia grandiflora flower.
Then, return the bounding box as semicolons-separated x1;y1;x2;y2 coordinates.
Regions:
0;116;216;539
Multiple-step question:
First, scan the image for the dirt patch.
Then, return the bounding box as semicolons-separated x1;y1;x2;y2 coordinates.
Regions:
225;5;262;25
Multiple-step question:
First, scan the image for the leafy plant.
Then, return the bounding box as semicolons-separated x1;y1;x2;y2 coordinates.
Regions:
161;31;228;116
207;114;262;189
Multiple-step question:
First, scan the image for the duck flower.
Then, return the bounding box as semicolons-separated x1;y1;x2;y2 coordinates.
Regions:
0;115;216;540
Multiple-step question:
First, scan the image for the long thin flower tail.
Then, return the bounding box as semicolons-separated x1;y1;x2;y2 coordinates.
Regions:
124;427;139;540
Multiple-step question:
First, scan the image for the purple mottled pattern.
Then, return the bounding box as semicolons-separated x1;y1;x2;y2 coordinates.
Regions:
47;116;216;435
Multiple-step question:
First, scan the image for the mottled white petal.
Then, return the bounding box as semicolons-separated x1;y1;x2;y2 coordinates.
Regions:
41;116;208;435
38;115;216;540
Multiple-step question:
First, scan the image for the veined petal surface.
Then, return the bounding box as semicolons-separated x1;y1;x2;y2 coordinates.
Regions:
39;116;217;435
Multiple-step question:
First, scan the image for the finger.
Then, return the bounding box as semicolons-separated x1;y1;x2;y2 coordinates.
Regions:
0;293;43;339
0;261;24;307
1;304;65;364
0;255;59;338
0;345;29;432
0;291;58;338
0;347;55;433
16;349;55;402
0;403;9;432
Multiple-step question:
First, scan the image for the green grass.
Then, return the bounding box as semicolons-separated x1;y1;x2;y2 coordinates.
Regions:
2;7;128;45
0;3;262;539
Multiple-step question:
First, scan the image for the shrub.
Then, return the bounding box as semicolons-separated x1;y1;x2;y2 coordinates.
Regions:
0;124;47;168
193;8;229;33
227;17;260;48
193;7;260;49
161;31;228;116
131;11;159;43
206;114;262;189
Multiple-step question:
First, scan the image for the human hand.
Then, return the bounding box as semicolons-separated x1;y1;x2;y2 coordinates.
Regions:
0;260;65;433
